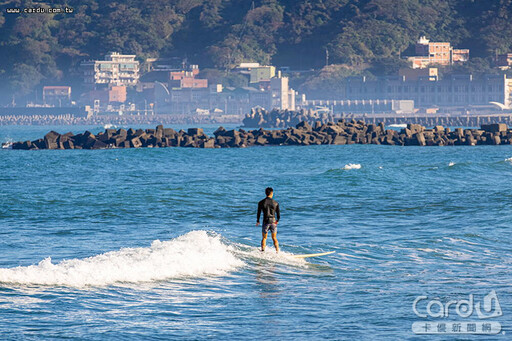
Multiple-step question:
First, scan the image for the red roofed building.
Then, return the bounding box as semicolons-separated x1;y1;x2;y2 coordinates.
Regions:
169;66;208;89
43;86;71;106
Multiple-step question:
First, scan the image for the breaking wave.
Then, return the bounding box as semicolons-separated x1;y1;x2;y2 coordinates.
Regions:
343;163;362;170
103;124;117;129
0;231;244;287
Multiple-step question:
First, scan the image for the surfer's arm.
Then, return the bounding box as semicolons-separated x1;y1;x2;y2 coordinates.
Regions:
276;203;280;223
256;201;262;225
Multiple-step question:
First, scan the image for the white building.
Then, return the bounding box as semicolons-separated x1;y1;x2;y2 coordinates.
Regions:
270;74;295;111
81;52;140;86
343;74;512;109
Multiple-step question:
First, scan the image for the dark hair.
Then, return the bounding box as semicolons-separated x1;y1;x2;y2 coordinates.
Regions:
265;187;273;196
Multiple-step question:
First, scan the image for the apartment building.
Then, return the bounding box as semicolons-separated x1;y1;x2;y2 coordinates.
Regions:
81;52;140;86
408;36;469;69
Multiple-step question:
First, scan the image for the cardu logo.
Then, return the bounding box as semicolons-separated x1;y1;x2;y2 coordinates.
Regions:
412;290;503;335
476;290;503;319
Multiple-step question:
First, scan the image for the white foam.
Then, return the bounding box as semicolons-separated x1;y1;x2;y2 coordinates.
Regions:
444;237;478;246
449;161;455;167
103;124;117;129
0;231;244;287
235;247;307;266
343;163;361;170
388;124;407;128
1;139;13;149
505;157;512;162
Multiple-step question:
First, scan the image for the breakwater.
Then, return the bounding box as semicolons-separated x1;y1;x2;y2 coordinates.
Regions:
6;120;512;150
0;113;241;126
345;114;512;127
243;108;512;129
242;108;334;128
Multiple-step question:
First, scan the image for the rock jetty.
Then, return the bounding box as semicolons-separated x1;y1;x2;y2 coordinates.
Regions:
6;121;512;150
242;108;334;128
347;114;512;128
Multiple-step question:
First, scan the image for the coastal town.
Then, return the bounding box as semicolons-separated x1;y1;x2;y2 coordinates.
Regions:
2;36;512;126
2;1;512;340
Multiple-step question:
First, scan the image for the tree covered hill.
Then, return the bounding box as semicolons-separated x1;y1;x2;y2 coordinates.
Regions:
1;0;512;102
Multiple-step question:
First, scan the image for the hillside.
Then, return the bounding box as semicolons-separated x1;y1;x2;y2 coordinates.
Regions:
1;0;512;102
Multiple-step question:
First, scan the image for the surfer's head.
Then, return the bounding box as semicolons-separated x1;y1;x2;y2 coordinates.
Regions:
265;187;273;197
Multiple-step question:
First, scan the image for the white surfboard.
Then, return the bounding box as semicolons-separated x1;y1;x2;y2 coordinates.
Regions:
291;251;335;259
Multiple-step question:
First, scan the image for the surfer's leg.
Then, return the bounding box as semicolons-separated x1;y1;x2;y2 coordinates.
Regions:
271;231;279;253
261;231;268;251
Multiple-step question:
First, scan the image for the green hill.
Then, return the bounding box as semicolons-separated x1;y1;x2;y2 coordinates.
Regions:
1;0;511;102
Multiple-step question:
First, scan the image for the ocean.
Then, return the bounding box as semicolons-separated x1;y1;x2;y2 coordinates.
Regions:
0;124;510;339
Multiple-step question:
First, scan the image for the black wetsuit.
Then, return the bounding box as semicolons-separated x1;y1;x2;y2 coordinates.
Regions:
257;197;280;224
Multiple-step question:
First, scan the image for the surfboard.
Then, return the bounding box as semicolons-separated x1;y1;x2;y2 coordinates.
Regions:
291;251;335;259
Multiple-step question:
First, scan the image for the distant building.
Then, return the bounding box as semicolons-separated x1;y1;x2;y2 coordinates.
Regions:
413;37;451;67
43;86;71;106
163;86;264;115
80;85;127;108
238;62;261;68
270;74;295;110
139;63;292;114
399;68;438;81
81;52;139;86
169;65;208;88
140;64;208;88
496;53;512;69
108;86;127;103
408;36;469;69
152;73;296;115
304;99;415;114
235;63;276;83
342;74;511;109
452;49;470;63
250;66;276;84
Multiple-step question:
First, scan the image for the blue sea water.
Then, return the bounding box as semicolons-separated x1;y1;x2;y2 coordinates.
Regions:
0;124;511;340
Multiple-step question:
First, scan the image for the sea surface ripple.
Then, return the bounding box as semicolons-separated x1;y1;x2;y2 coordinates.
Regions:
0;124;511;339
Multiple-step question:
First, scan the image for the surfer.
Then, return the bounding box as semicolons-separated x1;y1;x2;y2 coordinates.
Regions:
256;187;280;252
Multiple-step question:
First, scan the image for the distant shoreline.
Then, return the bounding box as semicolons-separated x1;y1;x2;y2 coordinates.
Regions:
4;112;512;129
0;114;243;126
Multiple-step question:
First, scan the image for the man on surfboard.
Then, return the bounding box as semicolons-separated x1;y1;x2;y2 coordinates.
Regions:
256;187;280;252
